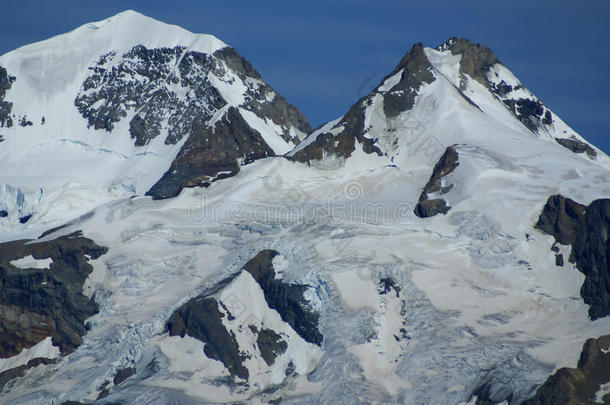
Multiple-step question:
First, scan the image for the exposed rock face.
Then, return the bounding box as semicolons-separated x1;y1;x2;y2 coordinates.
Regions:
290;42;435;164
242;250;323;345
536;195;610;319
522;335;610;405
146;106;275;199
290;102;381;163
0;66;16;128
436;37;499;91
441;37;551;133
166;249;321;380
382;43;436;117
251;325;288;366
414;146;459;218
535;194;585;245
75;44;310;199
167;295;249;379
0;358;55;391
0;231;107;359
502;98;550;133
75;46;226;146
113;366;135;386
214;47;311;145
555;137;597;158
572;199;610;320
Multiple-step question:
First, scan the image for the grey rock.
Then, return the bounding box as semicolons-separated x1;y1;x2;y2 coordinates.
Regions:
75;46;226;146
555;254;564;267
213;47;311;144
522;335;610;405
0;358;55;392
0;231;107;390
437;37;589;144
290;42;435;164
165;249;322;381
382;42;436;117
146;106;275;199
18;214;32;224
242;250;323;345
536;195;610;319
414;146;459;218
251;325;288;366
0;66;16;128
572;199;610;320
0;232;107;358
555;137;597;158
167;295;249;380
113;367;135;386
535;194;585;245
437;37;499;91
76;44;310;199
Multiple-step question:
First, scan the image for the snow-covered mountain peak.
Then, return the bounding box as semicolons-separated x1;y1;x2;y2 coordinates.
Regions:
432;37;500;90
19;9;228;58
291;37;609;172
0;10;310;234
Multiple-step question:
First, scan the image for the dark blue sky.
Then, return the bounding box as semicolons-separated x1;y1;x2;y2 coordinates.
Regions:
1;1;609;153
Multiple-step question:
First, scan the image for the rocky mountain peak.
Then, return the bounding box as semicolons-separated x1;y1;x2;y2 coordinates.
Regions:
436;37;500;90
289;41;436;164
382;42;436;117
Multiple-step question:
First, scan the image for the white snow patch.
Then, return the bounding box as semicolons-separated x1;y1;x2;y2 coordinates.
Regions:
239;108;294;154
10;255;53;270
595;381;610;404
378;69;404;92
0;337;60;373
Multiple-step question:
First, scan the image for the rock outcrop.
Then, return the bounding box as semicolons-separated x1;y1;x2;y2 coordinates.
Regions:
436;37;500;92
414;146;459;218
0;231;107;391
146;107;275;199
241;250;323;345
535;194;585;245
536;195;610;319
166;249;321;380
290;42;435;164
74;43;310;199
0;358;55;391
167;294;249;379
572;199;610;320
382;43;436;117
555;137;597;158
522;335;610;405
0;231;107;359
0;66;16;128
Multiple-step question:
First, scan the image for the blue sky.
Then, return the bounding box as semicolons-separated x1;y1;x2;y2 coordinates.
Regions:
1;0;609;153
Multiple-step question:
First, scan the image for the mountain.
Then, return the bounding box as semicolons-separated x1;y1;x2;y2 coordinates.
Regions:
0;10;310;236
289;38;607;169
1;11;610;405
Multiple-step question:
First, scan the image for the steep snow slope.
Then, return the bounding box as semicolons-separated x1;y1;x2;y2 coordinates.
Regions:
0;10;309;238
0;21;609;405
